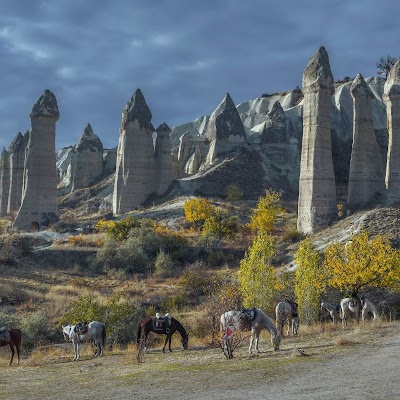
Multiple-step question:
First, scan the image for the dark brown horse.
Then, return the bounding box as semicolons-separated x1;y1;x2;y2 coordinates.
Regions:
0;328;22;366
136;316;189;353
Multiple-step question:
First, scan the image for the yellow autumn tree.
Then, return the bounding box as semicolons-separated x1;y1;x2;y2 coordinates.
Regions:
238;233;279;314
323;230;400;296
249;190;285;234
294;238;325;324
183;197;215;228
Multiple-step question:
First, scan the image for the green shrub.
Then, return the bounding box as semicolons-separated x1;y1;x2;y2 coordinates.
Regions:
161;295;187;312
154;250;175;277
21;312;56;349
282;229;303;243
0;311;20;328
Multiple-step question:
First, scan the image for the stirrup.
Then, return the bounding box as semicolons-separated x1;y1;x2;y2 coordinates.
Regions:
166;328;170;333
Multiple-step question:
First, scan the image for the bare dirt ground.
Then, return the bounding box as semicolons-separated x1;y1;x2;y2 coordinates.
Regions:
0;321;399;400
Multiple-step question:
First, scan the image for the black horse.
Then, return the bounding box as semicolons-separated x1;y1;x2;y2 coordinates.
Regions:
0;328;22;366
136;316;189;353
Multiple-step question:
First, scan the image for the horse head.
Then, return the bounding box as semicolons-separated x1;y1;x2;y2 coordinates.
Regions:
182;333;189;350
272;332;281;351
62;325;73;342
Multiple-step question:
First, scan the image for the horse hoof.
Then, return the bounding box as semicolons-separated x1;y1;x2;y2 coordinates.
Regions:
169;349;172;353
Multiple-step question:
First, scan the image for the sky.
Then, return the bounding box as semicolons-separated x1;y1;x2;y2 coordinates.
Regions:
0;0;399;151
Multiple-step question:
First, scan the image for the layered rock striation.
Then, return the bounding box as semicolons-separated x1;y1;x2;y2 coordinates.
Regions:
297;47;337;234
347;74;385;209
384;59;400;203
13;89;60;230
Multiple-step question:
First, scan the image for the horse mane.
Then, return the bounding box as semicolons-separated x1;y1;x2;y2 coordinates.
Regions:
170;317;188;338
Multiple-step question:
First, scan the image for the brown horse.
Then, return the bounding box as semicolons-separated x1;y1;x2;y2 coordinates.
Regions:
136;316;189;353
0;328;22;366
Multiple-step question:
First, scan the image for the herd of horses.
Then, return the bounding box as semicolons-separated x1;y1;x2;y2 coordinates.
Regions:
0;297;380;365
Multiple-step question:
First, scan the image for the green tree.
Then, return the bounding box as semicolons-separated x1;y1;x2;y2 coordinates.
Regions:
249;190;285;234
294;238;325;324
377;54;399;78
323;231;400;296
238;233;278;314
225;184;243;201
183;197;215;228
202;210;238;241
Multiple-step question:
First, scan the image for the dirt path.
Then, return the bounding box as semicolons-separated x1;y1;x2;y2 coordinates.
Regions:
0;322;399;400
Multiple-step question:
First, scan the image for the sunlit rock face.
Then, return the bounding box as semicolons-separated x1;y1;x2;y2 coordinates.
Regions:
70;123;104;192
297;47;337;234
384;59;400;204
113;89;156;214
347;73;385;209
13;89;60;231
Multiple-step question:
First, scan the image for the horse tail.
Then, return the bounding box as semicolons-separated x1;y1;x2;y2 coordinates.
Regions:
102;324;106;348
136;321;142;344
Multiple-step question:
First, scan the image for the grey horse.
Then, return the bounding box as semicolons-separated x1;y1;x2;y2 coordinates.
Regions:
62;321;106;361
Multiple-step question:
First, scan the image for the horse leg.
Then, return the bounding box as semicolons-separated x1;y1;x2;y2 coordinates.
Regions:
162;335;169;353
168;335;172;352
255;332;261;353
8;343;15;366
248;331;255;354
287;318;291;336
73;340;79;361
16;341;21;365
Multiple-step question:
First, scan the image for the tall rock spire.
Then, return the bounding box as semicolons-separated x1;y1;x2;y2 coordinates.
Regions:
113;89;156;214
384;59;400;203
154;122;175;195
0;148;10;216
13;90;60;231
205;93;247;163
7;132;28;213
347;73;385;208
297;47;337;234
71;123;104;192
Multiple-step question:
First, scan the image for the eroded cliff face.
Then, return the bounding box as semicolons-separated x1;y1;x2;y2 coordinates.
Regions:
13;89;60;231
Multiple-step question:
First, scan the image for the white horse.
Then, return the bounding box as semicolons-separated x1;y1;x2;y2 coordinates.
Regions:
62;321;106;361
320;300;341;325
241;308;281;353
340;297;379;328
220;310;241;332
275;301;299;336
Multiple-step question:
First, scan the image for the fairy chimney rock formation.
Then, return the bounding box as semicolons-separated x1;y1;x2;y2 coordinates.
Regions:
0;148;10;216
348;73;385;209
154;122;175;195
260;101;288;144
7;132;29;213
297;47;337;234
205;93;246;163
71;123;104;191
13;89;60;231
384;59;400;203
113;89;156;214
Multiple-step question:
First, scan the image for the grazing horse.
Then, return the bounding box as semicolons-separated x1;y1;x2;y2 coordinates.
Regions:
62;321;106;361
136;315;189;353
240;308;281;353
320;300;341;324
0;328;21;366
275;300;299;336
340;297;379;328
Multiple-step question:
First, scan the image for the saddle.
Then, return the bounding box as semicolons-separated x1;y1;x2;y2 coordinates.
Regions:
74;322;89;335
0;328;11;343
241;307;257;321
152;313;172;333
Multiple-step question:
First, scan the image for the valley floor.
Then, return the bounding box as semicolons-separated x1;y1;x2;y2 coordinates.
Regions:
0;321;399;400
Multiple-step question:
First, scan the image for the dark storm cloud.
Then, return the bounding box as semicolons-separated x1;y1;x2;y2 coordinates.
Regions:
0;0;400;150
